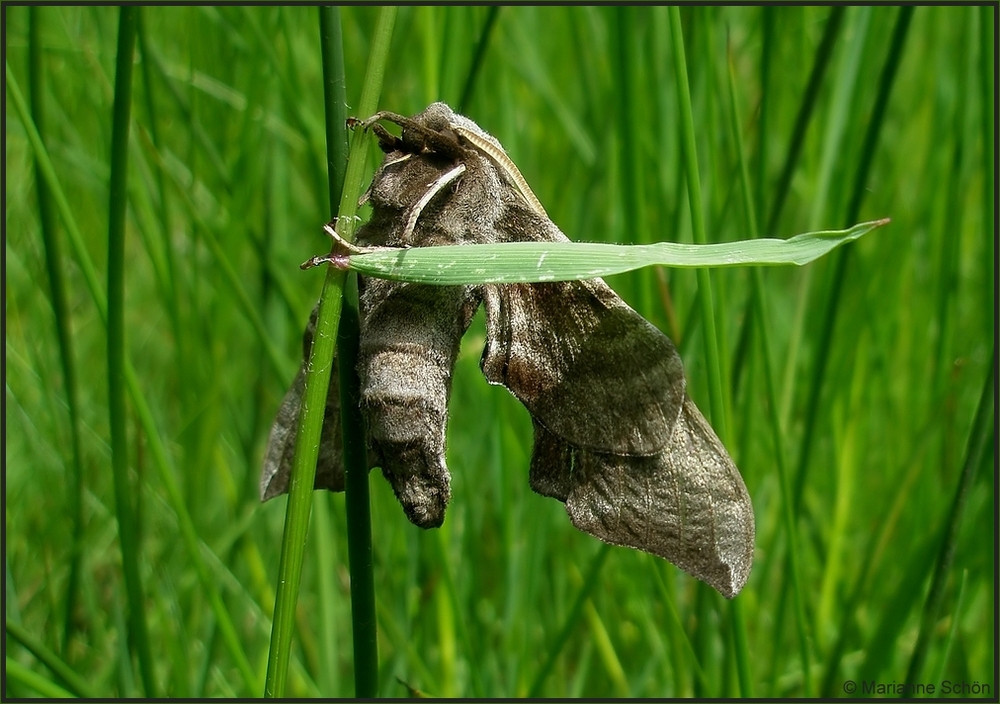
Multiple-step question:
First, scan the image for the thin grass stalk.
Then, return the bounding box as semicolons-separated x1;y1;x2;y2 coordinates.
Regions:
6;618;98;698
135;11;182;349
134;13;192;495
933;11;976;483
264;7;396;697
334;8;396;697
979;6;994;324
313;21;349;676
726;49;813;696
457;6;500;113
905;351;994;684
8;61;261;699
27;8;85;659
651;563;709;694
528;544;611;697
790;6;914;514
756;7;773;231
104;9;157;696
312;495;340;694
731;6;844;396
5;658;75;699
933;569;968;685
583;599;628;696
765;6;844;237
433;530;457;697
668;7;752;697
432;526;486;697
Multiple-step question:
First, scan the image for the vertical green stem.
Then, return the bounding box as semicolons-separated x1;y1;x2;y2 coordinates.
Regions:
264;7;396;697
791;6;914;513
105;7;156;697
6;618;98;698
979;6;994;333
765;6;844;236
905;351;993;684
457;6;500;113
529;544;611;697
727;49;813;696
9;59;259;697
28;7;85;659
668;7;751;697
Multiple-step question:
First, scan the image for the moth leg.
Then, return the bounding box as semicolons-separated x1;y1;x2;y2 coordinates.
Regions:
356;110;409;132
368;123;403;153
358;110;464;158
401;164;466;242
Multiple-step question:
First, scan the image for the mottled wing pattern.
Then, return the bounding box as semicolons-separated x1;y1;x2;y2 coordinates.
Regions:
529;400;753;598
260;307;344;500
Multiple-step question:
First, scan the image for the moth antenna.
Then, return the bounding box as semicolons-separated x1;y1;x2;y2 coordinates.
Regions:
357;110;407;131
401;164;466;242
452;125;548;218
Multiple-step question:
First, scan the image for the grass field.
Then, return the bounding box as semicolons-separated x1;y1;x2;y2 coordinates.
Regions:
5;6;994;698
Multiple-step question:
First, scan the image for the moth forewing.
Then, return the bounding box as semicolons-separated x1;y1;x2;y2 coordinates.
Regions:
260;306;345;501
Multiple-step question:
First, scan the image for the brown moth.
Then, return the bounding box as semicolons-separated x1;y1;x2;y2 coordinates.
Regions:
261;102;754;598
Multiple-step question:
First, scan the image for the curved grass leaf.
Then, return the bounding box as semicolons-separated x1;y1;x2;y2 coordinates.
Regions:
345;219;888;285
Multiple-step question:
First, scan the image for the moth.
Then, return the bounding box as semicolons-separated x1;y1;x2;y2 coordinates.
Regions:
261;102;754;598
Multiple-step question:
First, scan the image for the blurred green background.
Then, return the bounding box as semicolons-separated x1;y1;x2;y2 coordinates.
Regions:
5;6;994;698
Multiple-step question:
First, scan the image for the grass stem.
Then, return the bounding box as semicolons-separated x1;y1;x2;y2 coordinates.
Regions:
669;7;752;696
105;8;157;696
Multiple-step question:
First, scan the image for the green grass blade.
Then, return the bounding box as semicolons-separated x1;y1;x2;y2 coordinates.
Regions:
528;544;611;697
457;6;500;113
584;599;628;696
264;6;396;697
727;45;813;695
5;657;75;699
5;62;107;321
905;352;994;684
652;563;709;694
312;12;350;698
28;7;86;659
670;7;750;695
105;9;157;696
6;618;99;698
345;220;887;285
791;6;914;515
765;7;845;236
337;7;397;698
9;35;263;701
